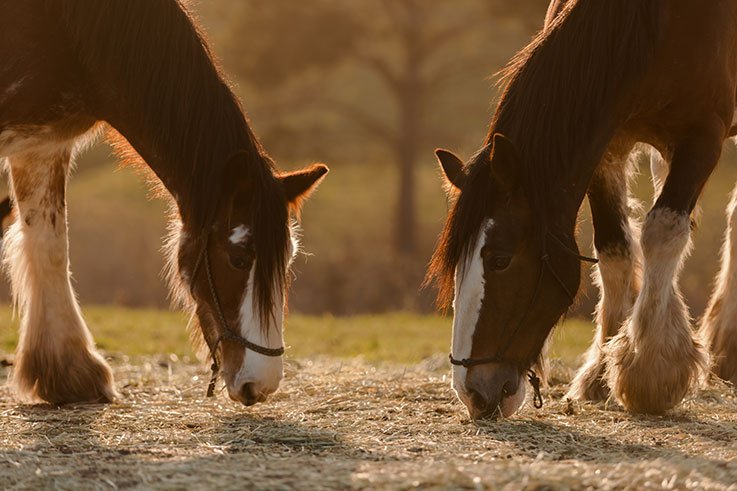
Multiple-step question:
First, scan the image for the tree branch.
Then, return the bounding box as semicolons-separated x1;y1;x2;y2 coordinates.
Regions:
424;13;489;52
354;51;403;93
322;98;397;147
424;53;498;91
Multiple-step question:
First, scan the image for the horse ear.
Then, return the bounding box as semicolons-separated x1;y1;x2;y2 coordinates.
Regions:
279;163;329;215
489;133;520;191
435;149;465;190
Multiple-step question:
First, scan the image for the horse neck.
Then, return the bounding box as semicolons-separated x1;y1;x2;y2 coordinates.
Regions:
489;1;660;236
104;83;256;230
53;0;262;231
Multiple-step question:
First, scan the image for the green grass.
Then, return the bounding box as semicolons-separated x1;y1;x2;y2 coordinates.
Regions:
0;305;595;364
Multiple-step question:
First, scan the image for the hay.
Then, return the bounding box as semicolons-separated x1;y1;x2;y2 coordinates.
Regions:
1;354;737;490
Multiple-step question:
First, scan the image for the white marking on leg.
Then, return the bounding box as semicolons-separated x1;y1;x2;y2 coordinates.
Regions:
0;126;55;158
569;148;642;400
605;207;707;413
6;145;114;403
0;124;101;160
229;225;251;245
650;149;669;200
451;219;492;402
700;182;737;382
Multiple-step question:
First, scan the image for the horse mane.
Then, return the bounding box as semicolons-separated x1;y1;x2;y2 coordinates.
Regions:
47;0;289;326
428;0;662;309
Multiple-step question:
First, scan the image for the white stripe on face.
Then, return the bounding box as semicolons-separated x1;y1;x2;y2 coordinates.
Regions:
231;263;285;397
451;219;492;401
230;224;299;398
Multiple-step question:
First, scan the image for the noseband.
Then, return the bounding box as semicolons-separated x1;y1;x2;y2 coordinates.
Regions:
449;231;598;409
190;234;285;397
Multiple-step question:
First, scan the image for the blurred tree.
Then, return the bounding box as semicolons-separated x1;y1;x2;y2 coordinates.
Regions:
205;0;549;256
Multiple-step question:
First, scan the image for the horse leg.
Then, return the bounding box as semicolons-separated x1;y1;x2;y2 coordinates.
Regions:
700;178;737;385
5;146;115;404
605;120;724;414
567;145;640;401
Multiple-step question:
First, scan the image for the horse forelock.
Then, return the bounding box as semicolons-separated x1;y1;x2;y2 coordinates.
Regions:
426;151;494;311
162;177;292;354
247;159;292;333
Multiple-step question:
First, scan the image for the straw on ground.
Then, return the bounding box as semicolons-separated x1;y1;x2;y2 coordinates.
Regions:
1;355;736;490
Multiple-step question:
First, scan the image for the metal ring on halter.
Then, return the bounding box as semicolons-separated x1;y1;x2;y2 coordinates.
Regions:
189;234;285;397
448;231;598;409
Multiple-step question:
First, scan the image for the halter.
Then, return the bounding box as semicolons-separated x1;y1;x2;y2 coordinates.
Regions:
449;231;598;409
190;234;285;397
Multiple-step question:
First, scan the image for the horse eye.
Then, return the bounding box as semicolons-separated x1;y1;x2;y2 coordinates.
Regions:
229;255;250;270
489;255;512;271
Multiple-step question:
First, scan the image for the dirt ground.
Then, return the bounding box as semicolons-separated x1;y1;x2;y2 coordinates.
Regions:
1;355;736;490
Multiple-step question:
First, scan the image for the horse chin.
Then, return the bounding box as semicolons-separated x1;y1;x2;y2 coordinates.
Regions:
500;375;527;418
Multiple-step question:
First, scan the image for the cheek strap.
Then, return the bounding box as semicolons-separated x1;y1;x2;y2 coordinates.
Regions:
190;233;284;398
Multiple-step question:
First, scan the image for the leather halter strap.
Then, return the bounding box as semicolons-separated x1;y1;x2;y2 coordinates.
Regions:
449;231;598;408
189;234;285;397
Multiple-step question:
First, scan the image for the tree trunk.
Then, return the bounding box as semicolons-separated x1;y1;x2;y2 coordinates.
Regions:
393;1;423;256
395;137;418;255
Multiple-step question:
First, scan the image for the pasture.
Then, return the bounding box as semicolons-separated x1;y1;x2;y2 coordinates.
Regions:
1;309;736;490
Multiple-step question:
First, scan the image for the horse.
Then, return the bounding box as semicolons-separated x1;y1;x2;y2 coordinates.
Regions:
427;0;737;419
0;0;328;406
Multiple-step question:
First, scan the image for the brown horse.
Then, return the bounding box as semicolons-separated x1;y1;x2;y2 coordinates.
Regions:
0;0;328;406
428;0;737;419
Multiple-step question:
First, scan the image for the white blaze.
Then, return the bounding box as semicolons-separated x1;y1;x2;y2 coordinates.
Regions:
230;225;298;397
231;264;285;396
451;219;492;400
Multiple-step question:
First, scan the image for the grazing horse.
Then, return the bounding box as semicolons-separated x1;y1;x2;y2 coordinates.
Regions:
0;0;328;406
428;0;737;419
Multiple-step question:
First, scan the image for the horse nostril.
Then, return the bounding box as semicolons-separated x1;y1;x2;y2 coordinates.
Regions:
467;387;486;408
467;389;501;420
240;382;261;407
502;379;519;398
467;387;498;418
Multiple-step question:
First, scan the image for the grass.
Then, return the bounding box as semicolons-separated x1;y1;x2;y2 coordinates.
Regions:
0;305;595;364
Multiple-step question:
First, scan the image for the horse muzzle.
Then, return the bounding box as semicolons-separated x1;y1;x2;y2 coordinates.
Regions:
460;364;527;420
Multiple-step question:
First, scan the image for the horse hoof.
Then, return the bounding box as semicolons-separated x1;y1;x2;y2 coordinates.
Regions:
567;361;610;402
604;327;707;414
14;346;116;405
